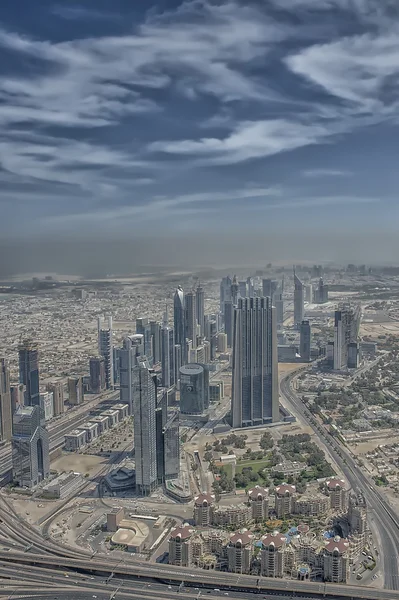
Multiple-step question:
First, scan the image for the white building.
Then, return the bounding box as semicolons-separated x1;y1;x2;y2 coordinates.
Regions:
40;391;54;421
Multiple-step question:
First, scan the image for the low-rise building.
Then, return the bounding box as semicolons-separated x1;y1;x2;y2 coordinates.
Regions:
113;403;129;420
78;422;99;443
101;409;120;428
107;507;125;532
64;429;86;451
41;471;83;499
89;414;109;434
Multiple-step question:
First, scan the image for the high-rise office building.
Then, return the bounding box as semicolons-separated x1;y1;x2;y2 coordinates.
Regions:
274;286;284;325
68;377;84;405
299;321;311;362
185;290;197;349
98;316;113;389
174;286;185;350
156;395;180;483
238;281;247;299
347;342;359;369
262;279;278;301
333;305;361;370
196;284;205;337
179;363;209;414
231;275;239;306
220;276;232;314
89;356;106;393
224;301;234;348
12;405;49;488
150;321;162;364
133;361;158;495
174;344;182;388
46;382;64;416
19;340;40;407
119;335;144;414
10;384;24;414
314;278;329;304
161;316;175;389
40;391;54;421
136;318;153;363
231;297;279;428
293;269;304;329
0;359;12;443
304;283;313;304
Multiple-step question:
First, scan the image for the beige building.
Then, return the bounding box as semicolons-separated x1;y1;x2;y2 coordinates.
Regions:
293;492;329;517
260;532;287;577
323;537;350;583
227;531;253;574
348;495;367;535
274;483;296;518
325;478;348;512
107;507;124;532
47;381;64;416
213;503;252;527
248;486;269;522
169;524;194;567
194;493;215;526
192;530;229;567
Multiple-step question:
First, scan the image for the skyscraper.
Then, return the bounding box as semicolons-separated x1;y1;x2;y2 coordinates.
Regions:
174;344;182;388
12;405;49;488
293;269;304;329
119;335;144;414
156;394;180;483
262;279;278;301
19;340;40;407
161;312;175;389
314;278;329;304
185;290;197;349
150;320;162;364
220;276;232;314
136;318;153;362
274;285;284;325
0;358;12;443
232;297;279;428
196;284;205;337
224;301;234;347
231;275;239;306
179;363;209;414
299;321;311;362
133;361;158;495
68;377;84;405
89;356;106;393
333;305;361;370
47;382;64;417
98;316;113;389
174;286;185;350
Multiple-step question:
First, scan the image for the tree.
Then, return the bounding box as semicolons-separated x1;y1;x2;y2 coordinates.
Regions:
204;451;213;462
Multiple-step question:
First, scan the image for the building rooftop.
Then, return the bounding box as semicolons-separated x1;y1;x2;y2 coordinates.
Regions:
169;524;194;540
194;492;215;506
275;483;296;496
261;532;286;549
326;478;346;491
324;536;349;554
248;485;269;500
229;530;253;546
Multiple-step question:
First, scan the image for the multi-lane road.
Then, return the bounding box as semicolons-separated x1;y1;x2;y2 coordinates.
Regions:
280;372;399;591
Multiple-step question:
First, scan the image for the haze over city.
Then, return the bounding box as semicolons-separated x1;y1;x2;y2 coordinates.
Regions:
1;0;399;275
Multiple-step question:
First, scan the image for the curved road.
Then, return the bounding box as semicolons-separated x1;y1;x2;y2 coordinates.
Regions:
280;373;399;590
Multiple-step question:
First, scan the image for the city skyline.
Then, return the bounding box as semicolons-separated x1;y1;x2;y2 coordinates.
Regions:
1;0;399;274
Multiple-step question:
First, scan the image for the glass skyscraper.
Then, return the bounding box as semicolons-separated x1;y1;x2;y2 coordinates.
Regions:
133;361;157;495
12;405;50;488
231;297;279;428
19;340;40;407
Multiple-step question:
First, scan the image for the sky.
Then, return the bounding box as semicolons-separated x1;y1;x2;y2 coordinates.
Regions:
1;0;399;273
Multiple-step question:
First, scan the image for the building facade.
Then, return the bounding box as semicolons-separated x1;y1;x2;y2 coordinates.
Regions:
231;296;279;428
0;358;12;442
133;362;157;495
293;271;304;328
12;405;50;487
179;363;209;414
98;316;113;389
19;340;40;407
299;321;311;362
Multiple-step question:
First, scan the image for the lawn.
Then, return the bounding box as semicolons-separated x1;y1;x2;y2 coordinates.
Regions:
235;459;270;475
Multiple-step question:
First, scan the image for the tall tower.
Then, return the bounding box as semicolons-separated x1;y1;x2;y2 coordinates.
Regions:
185;290;197;349
231;297;279;428
0;358;12;442
133;361;158;495
224;301;234;348
220;276;232;314
174;286;185;350
300;321;311;362
119;335;144;414
293;268;304;329
196;283;205;338
19;340;40;407
98;316;113;389
12;405;50;487
231;275;239;306
161;309;175;388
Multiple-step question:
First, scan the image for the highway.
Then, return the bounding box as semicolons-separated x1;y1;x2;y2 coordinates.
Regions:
280;372;399;591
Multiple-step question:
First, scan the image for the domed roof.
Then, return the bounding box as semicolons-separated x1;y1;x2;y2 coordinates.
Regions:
297;523;310;534
261;532;286;549
326;478;346;491
248;485;269;499
170;524;193;540
324;536;349;554
195;493;215;506
275;483;296;496
229;530;252;546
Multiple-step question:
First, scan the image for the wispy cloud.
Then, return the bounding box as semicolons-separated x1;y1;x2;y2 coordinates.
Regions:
149;119;332;165
51;5;121;21
302;169;352;178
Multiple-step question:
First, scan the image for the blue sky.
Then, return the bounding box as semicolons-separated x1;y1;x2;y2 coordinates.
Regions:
1;0;399;263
